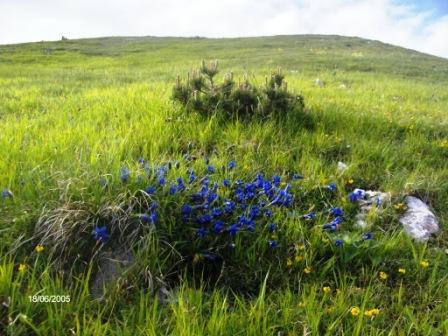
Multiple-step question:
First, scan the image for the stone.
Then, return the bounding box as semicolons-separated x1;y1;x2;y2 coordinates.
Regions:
90;247;134;299
399;196;439;242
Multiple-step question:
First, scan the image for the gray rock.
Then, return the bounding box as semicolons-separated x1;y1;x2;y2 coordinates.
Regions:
90;247;134;299
399;196;439;242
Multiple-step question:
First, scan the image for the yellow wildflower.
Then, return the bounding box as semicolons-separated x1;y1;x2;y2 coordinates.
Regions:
379;271;388;280
18;264;27;273
350;306;360;316
398;268;406;274
295;255;303;263
420;260;429;268
348;178;354;185
323;286;331;294
286;258;293;267
304;266;312;274
35;245;44;253
297;244;306;251
365;308;380;317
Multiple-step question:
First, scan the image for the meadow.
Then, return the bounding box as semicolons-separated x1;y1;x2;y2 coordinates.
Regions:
0;35;448;335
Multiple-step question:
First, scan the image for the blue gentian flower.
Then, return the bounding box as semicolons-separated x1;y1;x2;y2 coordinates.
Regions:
149;212;157;224
326;182;337;191
349;188;366;202
120;167;130;182
2;189;13;198
93;226;107;242
292;173;304;180
272;175;281;187
207;165;215;173
176;177;185;191
145;186;155;194
224;201;236;213
228;160;236;169
264;209;273;218
181;204;193;216
189;173;196;184
137;157;146;165
197;227;207;238
140;213;156;225
213;220;224;233
197;214;212;224
169;184;177;195
268;223;277;233
302;212;316;220
211;207;223;217
362;232;373;240
268;240;279;248
149;202;158;211
223;178;231;187
329;207;344;216
335;239;344;247
228;224;239;236
158;177;166;186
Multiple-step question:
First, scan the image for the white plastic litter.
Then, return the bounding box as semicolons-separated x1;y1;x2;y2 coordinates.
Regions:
337;161;348;172
355;191;391;229
399;196;439;242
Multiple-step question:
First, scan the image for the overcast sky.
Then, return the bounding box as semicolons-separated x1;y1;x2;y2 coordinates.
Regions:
0;0;447;58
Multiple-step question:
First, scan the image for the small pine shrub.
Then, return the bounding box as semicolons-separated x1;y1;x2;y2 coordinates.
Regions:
172;60;305;118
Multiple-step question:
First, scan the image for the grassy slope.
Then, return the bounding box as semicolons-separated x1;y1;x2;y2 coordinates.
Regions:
0;35;448;335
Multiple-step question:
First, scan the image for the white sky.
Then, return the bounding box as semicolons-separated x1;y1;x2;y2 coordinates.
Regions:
0;0;447;58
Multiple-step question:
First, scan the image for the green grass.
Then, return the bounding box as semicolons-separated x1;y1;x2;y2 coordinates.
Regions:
1;35;448;335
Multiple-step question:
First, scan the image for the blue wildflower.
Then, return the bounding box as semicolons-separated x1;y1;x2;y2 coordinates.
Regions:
326;182;337;191
137;157;146;165
329;207;344;216
211;207;223;217
335;239;344;247
272;175;281;187
177;177;185;191
181;204;193;216
362;232;373;240
213;220;224;233
268;223;277;233
197;227;207;238
228;160;236;169
197;214;212;224
158;177;166;186
228;224;239;236
169;184;177;195
145;186;155;194
2;189;13;198
189;173;196;184
223;178;231;187
349;188;366;202
302;212;316;220
224;201;236;213
207;165;215;173
292;173;304;180
149;202;158;212
264;209;273;218
93;226;107;242
268;240;279;248
140;213;157;225
120;167;130;183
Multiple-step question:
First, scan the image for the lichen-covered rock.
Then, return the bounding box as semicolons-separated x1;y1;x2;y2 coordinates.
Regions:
399;196;439;242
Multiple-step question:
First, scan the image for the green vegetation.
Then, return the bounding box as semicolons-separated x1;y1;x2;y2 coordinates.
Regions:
172;60;304;117
1;35;448;335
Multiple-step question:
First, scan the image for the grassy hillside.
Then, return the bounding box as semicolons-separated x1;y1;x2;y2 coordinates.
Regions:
1;35;448;335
